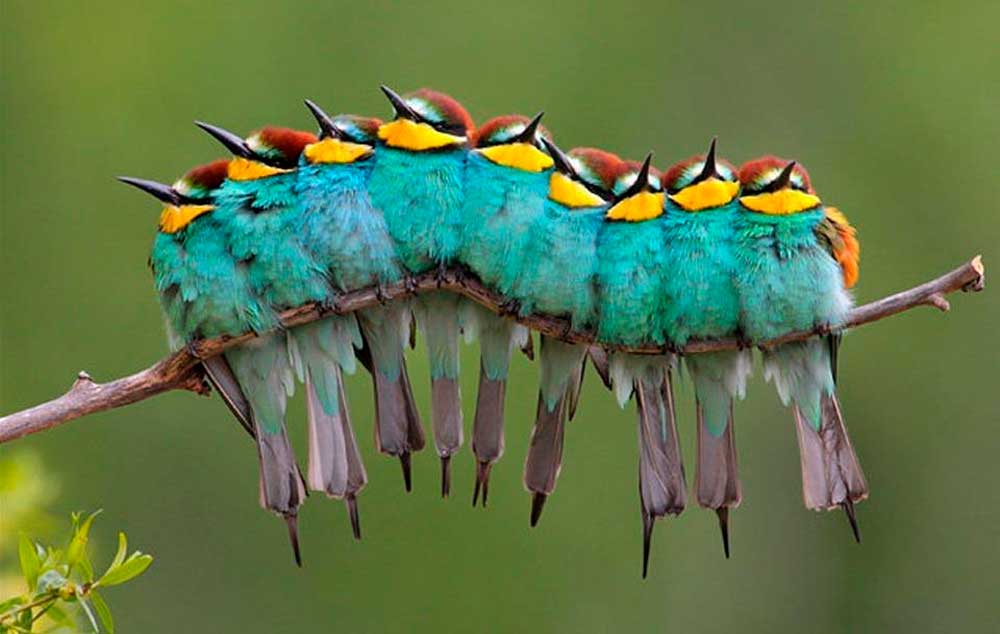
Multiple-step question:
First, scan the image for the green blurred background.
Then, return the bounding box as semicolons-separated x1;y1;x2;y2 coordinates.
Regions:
2;1;998;632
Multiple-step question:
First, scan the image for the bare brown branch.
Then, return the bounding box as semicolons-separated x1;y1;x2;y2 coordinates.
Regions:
0;256;984;444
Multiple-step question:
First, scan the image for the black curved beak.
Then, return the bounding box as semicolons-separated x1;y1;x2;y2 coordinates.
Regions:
540;136;576;177
515;111;545;145
195;121;255;159
761;161;797;193
117;176;185;205
691;137;719;185
304;99;344;140
380;85;424;123
615;152;654;202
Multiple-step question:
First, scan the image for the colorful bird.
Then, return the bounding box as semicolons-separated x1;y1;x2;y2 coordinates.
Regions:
518;142;613;527
370;87;474;495
195;123;337;564
119;159;307;563
458;113;550;505
661;139;750;558
594;154;689;577
734;157;866;540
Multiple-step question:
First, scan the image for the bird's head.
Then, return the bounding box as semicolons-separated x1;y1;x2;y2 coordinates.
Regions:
663;138;739;212
377;86;473;151
302;99;382;165
118;159;229;233
473;113;553;173
196;122;316;181
738;156;821;215
605;153;665;222
540;140;614;209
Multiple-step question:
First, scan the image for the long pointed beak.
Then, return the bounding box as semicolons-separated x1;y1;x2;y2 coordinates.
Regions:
762;161;797;193
117;176;182;204
692;136;718;184
540;136;576;177
515;111;545;145
195;121;255;159
304;99;343;140
379;85;422;122
616;152;654;202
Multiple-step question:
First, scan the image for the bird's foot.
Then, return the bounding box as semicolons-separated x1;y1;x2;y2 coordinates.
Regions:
499;298;521;318
435;261;450;288
403;273;419;296
374;284;389;305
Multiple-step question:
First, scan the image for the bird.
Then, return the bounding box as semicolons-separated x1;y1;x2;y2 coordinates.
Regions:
369;86;474;495
119;158;307;564
595;154;688;577
734;157;866;541
516;141;614;528
457;113;551;505
196;122;338;565
660;139;751;558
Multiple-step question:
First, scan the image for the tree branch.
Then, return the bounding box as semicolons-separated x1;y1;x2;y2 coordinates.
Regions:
0;255;984;444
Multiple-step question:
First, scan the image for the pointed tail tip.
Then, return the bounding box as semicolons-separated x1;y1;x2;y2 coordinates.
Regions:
346;495;362;541
530;493;548;527
399;452;412;492
716;508;731;559
284;514;302;568
473;461;492;508
642;512;654;579
440;456;451;499
842;499;861;544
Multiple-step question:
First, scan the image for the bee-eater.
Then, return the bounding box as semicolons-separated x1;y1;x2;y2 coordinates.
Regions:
596;155;688;577
458;113;550;505
196;123;337;564
370;87;474;495
661;139;751;558
734;157;866;540
518;141;613;527
119;159;306;563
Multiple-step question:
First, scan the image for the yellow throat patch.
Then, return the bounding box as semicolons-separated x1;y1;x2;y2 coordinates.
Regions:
740;189;821;215
304;138;373;164
605;191;665;221
669;178;739;211
548;173;606;208
159;204;213;233
477;143;554;172
226;157;293;181
378;118;465;151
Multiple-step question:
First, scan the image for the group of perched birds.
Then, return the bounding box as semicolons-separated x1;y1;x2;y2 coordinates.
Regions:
120;86;866;577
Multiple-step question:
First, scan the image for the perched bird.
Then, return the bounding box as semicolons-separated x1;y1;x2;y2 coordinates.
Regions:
458;113;550;505
660;139;750;558
119;160;306;562
595;154;688;577
196;123;336;564
370;87;474;495
734;157;866;540
518;142;613;527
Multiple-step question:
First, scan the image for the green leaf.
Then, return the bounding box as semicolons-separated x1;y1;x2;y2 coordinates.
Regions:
18;534;41;591
78;597;99;633
107;534;127;574
97;554;152;587
44;602;76;628
77;554;95;583
89;591;113;634
66;510;101;571
0;596;25;613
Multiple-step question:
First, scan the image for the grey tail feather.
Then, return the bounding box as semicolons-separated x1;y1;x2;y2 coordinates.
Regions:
842;497;861;543
255;426;306;520
201;356;255;438
695;399;742;512
641;509;654;579
716;507;731;559
440;455;451;498
341;378;368;500
793;393;868;513
283;513;302;567
530;493;547;527
370;358;424;490
400;358;425;451
345;494;362;540
636;375;686;520
523;393;567;527
431;376;463;478
588;346;612;390
305;372;349;497
472;461;493;508
567;358;586;421
399;452;412;492
471;363;506;506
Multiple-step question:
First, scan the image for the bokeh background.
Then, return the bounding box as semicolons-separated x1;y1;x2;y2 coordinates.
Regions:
2;1;998;632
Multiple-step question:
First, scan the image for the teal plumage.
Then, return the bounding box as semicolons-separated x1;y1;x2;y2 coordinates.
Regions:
660;144;749;556
368;87;475;494
733;157;866;536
